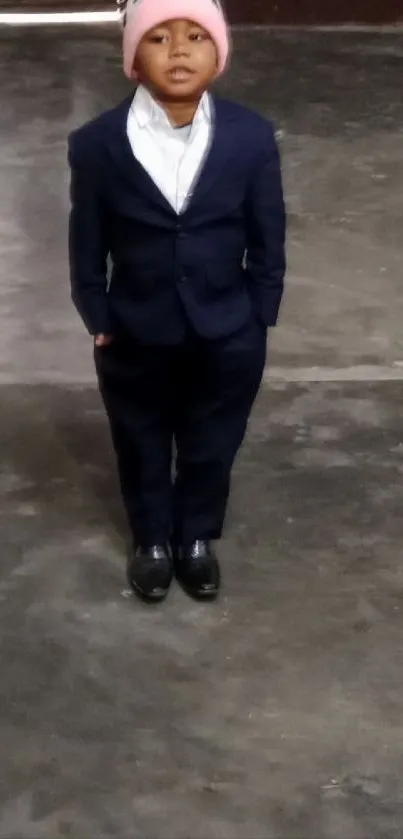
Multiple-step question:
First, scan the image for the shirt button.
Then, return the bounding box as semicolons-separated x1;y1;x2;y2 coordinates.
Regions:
179;275;188;284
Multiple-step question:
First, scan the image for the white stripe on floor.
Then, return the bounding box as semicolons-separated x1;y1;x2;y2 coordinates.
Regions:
1;366;403;386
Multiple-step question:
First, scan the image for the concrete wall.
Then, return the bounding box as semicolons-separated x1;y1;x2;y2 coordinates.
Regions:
226;0;403;24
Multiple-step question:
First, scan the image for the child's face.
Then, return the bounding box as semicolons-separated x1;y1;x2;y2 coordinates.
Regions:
134;18;218;100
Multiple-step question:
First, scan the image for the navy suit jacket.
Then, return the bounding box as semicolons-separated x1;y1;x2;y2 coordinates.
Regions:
68;94;286;344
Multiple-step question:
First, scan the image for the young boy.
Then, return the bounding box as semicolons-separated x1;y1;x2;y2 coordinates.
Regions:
68;0;286;603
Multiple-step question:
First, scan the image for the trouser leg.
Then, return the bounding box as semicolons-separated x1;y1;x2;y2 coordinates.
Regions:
95;340;179;545
173;320;267;544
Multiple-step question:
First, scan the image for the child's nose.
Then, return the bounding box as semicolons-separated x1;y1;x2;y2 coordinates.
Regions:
171;37;190;57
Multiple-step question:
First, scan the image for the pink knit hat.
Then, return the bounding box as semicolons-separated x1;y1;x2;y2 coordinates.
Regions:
122;0;230;79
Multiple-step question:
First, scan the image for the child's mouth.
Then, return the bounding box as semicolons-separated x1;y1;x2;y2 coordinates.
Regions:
167;67;195;82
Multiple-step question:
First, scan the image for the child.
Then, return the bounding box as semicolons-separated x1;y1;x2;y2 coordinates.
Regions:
68;0;286;603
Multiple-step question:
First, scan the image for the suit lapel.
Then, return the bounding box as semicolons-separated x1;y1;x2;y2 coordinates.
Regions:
186;97;239;213
106;96;174;215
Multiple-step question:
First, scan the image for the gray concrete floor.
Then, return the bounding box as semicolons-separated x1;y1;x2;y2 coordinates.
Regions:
1;24;403;839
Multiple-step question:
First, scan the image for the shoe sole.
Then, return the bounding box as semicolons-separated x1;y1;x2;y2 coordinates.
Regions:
178;581;220;602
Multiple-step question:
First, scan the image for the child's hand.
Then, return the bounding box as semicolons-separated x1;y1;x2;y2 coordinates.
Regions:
94;333;114;347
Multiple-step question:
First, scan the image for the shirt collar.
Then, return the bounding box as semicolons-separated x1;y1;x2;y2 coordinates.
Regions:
131;84;211;129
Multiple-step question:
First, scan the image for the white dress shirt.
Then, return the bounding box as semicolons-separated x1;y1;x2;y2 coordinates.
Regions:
127;85;212;214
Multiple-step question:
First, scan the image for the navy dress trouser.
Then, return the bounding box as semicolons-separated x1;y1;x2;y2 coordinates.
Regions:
94;317;267;546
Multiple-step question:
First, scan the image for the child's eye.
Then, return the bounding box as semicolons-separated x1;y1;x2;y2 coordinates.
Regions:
189;31;209;41
148;32;169;43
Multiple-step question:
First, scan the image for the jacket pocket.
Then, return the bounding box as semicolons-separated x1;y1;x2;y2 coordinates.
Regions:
205;259;244;290
112;265;156;299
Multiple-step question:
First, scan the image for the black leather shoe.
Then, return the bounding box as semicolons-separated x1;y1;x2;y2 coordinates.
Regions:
128;544;173;603
174;540;220;600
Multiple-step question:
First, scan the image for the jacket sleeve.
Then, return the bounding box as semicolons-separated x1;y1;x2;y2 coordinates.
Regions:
68;136;111;336
244;124;286;328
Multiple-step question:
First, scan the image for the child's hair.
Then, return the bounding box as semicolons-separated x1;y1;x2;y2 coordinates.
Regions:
118;0;230;79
